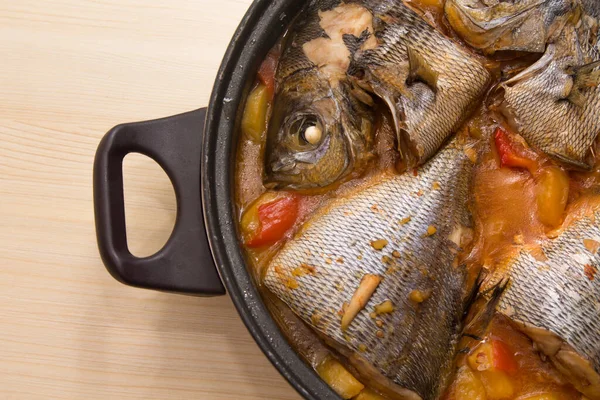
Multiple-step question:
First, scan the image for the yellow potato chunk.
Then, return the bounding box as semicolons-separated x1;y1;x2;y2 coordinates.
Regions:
317;358;365;399
241;84;269;142
240;192;278;236
453;367;487;400
479;370;515;399
468;342;494;372
535;166;569;228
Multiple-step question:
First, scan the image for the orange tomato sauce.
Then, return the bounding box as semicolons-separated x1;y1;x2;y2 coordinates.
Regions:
234;2;600;399
443;315;582;400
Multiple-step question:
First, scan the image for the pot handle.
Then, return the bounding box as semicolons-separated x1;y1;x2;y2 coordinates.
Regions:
93;108;225;295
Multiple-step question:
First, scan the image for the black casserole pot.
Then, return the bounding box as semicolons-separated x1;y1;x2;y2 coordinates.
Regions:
93;0;340;398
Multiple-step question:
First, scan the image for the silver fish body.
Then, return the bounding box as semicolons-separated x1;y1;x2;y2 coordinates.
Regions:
351;0;491;166
484;208;600;398
445;0;578;54
264;139;476;400
501;20;600;168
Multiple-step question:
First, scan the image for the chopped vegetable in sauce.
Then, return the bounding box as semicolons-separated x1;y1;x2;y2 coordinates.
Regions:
234;0;600;399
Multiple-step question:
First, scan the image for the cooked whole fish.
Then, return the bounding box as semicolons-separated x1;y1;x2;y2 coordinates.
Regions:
500;19;600;169
264;0;376;190
483;207;600;399
264;138;478;400
350;0;491;166
445;0;578;54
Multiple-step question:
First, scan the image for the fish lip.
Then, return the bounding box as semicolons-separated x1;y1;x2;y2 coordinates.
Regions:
262;180;280;190
270;157;297;173
264;163;300;189
262;175;306;191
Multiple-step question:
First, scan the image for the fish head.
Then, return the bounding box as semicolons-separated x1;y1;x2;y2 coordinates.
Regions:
499;24;600;168
445;0;578;54
264;72;373;191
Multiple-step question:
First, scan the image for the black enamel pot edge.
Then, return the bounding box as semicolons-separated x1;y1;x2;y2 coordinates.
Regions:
93;0;340;399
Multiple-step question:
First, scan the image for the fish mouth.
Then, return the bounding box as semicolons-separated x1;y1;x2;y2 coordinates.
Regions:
445;0;573;54
269;157;297;174
264;133;353;190
264;160;300;190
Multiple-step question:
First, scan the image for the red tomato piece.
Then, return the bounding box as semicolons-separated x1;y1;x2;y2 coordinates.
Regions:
491;338;518;374
257;51;279;98
245;194;299;247
494;127;538;173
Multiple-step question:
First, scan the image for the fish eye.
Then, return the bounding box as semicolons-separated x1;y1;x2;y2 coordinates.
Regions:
303;125;322;145
289;116;323;146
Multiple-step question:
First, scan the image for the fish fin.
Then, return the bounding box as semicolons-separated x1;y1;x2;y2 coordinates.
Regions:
376;90;414;163
342;30;371;55
567;60;600;76
462;333;483;341
567;87;589;108
463;267;485;316
503;45;556;88
349;83;375;107
375;88;417;165
462;278;509;339
547;150;592;170
567;60;600;106
406;46;438;92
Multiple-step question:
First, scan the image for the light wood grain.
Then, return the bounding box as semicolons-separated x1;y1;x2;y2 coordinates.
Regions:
0;1;302;398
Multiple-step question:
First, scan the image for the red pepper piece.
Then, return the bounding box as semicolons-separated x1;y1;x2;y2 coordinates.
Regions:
494;127;538;173
491;338;519;374
245;194;299;247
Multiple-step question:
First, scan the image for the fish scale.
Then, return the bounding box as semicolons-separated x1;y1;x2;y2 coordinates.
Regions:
489;209;600;373
478;207;600;398
264;139;475;400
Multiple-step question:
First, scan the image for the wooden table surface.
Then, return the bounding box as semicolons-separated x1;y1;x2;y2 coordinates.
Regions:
0;1;301;398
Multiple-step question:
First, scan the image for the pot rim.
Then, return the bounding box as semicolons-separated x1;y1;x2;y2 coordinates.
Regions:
201;0;340;398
